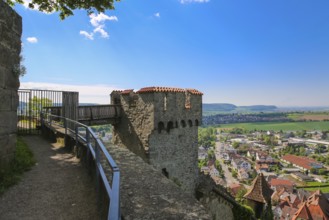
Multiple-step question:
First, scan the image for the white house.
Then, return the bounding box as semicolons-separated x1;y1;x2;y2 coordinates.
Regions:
238;168;249;180
231;158;251;171
210;168;220;177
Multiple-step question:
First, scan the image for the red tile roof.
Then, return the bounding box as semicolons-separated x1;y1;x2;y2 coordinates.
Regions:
121;89;134;95
292;190;329;220
292;202;313;220
270;179;294;187
281;154;323;170
229;183;243;197
136;87;203;95
244;173;273;204
281;205;299;220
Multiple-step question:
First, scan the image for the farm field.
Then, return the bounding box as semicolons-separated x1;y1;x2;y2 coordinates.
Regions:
298;182;329;193
217;121;329;132
288;112;329;121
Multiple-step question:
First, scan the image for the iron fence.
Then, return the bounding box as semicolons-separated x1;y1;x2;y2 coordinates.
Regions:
18;89;78;134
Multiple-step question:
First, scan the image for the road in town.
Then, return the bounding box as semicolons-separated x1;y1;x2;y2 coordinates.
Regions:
215;136;239;187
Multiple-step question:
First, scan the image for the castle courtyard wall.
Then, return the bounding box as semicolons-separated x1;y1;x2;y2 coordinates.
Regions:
0;1;22;170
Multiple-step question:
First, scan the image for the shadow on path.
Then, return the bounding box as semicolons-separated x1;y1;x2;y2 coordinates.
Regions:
0;136;99;220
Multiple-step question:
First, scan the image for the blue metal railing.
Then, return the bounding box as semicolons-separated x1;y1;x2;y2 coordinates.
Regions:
41;113;120;220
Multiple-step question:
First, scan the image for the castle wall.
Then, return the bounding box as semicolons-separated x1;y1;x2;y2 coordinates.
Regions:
149;92;202;193
111;92;155;161
0;1;22;170
111;88;202;194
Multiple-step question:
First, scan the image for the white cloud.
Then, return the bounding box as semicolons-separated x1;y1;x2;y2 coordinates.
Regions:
180;0;210;3
93;25;109;38
80;13;118;40
90;13;118;27
79;31;94;40
154;12;160;18
20;82;123;104
26;37;38;43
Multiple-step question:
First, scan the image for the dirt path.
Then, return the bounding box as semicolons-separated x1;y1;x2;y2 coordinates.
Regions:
0;136;99;220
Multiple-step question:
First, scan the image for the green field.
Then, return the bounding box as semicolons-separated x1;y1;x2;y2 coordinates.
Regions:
298;182;329;193
217;121;329;131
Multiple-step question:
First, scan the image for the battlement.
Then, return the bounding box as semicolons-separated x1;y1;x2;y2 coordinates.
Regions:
111;87;202;194
112;86;203;95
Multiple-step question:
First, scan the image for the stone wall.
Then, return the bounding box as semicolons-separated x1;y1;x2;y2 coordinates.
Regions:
0;1;22;169
111;87;202;194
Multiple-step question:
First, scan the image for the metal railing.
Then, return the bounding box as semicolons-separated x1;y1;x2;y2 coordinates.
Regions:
18;89;64;134
41;113;120;220
42;105;122;125
78;105;121;121
18;89;78;134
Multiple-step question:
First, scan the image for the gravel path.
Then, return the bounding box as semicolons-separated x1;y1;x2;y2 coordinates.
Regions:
0;136;99;220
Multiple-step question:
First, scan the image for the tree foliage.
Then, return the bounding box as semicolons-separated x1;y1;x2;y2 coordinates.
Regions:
198;127;216;148
6;0;120;19
29;96;52;116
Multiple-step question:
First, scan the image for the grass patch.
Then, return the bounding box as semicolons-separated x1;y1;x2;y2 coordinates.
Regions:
0;137;36;194
297;181;329;193
305;182;329;187
218;121;329;132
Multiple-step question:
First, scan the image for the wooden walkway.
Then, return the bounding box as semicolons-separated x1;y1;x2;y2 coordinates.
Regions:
0;136;99;220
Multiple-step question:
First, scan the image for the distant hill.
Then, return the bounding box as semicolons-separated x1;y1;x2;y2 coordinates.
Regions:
238;105;278;112
203;103;237;112
203;103;278;115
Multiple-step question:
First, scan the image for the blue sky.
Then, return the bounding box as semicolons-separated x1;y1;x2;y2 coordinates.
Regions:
15;0;329;106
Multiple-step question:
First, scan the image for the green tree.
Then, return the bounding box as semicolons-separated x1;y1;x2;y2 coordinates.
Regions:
232;141;240;149
260;201;274;220
198;159;207;169
30;96;52;116
235;187;247;203
207;149;215;159
215;160;222;173
6;0;119;19
232;169;238;178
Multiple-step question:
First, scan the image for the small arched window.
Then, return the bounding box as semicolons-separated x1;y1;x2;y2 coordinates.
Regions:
181;120;186;128
175;121;179;128
195;119;199;127
188;120;193;127
167;121;174;133
158;122;165;134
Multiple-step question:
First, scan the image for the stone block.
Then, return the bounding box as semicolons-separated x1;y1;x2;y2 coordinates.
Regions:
4;66;20;89
0;89;18;111
0;134;16;170
0;47;12;67
0;111;17;135
0;66;8;89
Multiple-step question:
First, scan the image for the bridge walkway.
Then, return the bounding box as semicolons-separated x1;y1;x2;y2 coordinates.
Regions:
0;136;99;220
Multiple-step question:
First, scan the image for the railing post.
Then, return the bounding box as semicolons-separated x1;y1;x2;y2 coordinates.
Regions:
40;112;44;128
109;170;120;220
75;125;79;154
95;136;101;211
86;128;91;166
49;115;52;127
64;118;68;147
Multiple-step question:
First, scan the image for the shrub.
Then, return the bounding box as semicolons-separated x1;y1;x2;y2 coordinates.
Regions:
0;137;36;194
